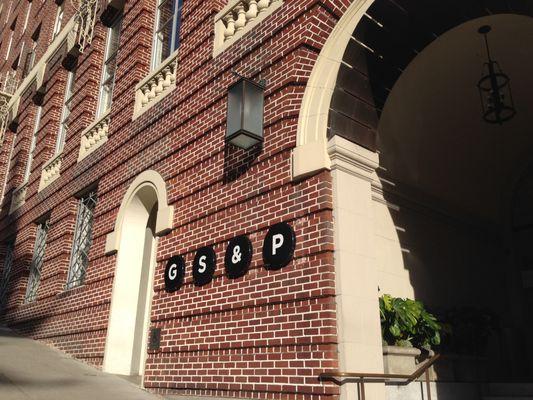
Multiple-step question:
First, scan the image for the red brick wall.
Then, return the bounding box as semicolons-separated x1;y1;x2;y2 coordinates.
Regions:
0;1;357;399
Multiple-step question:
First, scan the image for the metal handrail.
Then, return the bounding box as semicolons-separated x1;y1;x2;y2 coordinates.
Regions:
319;353;441;400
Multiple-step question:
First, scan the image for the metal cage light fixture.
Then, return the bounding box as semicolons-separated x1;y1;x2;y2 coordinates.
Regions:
477;25;516;125
226;77;265;149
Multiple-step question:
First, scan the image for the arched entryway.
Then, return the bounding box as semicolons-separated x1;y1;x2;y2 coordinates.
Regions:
103;170;174;381
296;1;533;399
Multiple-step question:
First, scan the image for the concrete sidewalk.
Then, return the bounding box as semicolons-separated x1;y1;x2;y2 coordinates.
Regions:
0;325;162;400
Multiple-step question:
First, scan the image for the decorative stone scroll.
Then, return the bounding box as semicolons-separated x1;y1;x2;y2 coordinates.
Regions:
9;182;28;214
78;111;110;161
133;50;179;119
39;153;62;191
213;0;283;57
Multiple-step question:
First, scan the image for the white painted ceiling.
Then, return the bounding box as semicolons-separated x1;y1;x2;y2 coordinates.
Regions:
378;14;533;226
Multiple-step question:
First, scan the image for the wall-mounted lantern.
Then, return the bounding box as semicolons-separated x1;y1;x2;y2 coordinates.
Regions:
226;77;264;149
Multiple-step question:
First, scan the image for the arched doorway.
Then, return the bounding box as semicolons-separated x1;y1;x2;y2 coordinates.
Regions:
103;170;174;381
296;1;533;399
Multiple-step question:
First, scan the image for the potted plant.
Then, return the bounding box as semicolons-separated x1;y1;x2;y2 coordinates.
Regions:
379;294;441;376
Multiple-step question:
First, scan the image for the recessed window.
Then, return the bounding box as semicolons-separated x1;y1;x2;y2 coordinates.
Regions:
97;16;122;117
152;0;183;69
23;1;32;32
25;219;50;303
23;40;37;78
0;240;15;308
52;3;64;40
55;71;76;154
23;106;42;182
66;191;97;289
5;31;13;60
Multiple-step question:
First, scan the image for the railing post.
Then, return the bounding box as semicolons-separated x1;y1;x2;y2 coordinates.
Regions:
360;381;365;400
425;369;431;400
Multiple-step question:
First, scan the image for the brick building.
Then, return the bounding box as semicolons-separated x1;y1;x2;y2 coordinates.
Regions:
0;1;532;400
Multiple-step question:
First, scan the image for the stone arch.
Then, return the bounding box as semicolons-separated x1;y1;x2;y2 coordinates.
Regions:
292;0;374;179
105;169;173;255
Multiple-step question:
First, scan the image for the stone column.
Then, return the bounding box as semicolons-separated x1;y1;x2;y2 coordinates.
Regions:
328;136;385;400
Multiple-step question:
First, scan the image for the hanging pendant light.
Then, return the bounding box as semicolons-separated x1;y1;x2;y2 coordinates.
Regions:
477;25;516;125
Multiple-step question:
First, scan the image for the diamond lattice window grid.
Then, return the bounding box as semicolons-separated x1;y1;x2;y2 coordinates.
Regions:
0;241;15;308
66;192;97;289
25;220;50;303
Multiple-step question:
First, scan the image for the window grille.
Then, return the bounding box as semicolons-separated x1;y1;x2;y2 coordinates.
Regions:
0;241;15;308
97;17;122;117
25;220;50;303
152;0;183;69
55;71;76;154
23;106;42;182
66;191;97;289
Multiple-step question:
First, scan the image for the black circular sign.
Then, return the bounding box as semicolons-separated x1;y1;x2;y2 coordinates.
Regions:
192;246;216;286
225;235;253;279
262;222;296;270
164;255;185;292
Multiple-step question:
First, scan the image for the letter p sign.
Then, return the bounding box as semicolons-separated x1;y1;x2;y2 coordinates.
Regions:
262;222;296;271
272;234;284;255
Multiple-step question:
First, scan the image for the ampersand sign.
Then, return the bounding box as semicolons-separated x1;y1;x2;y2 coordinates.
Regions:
224;235;253;279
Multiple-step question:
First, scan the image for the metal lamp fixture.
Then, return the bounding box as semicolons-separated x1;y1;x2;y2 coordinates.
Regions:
226;77;265;149
477;25;516;125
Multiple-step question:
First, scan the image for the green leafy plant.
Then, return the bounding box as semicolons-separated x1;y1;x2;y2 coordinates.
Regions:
379;294;441;350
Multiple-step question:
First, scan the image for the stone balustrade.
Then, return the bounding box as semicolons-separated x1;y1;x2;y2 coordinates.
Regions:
39;153;62;191
9;182;28;214
133;50;179;119
214;0;283;56
78;111;110;161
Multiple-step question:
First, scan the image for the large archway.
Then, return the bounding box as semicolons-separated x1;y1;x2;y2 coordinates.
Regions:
103;170;173;381
297;1;533;399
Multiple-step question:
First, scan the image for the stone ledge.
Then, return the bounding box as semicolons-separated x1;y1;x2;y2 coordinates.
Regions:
78;110;110;161
132;49;179;121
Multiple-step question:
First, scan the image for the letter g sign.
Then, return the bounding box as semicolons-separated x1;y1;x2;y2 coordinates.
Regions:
164;255;185;292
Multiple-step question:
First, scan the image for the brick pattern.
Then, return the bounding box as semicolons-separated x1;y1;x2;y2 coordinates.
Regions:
0;1;354;399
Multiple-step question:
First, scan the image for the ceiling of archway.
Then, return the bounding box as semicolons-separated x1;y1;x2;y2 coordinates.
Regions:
328;0;533;150
377;14;533;226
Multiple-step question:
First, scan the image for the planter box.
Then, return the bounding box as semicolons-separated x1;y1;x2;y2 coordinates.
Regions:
383;345;422;375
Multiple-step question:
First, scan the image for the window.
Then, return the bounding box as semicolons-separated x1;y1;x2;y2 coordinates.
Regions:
152;0;183;69
97;17;122;117
25;219;49;303
55;71;75;154
66;191;97;289
23;1;32;32
23;40;36;78
23;106;42;182
0;240;15;308
52;3;64;40
5;30;13;60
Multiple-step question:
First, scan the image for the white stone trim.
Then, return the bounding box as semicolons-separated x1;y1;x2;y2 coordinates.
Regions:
213;0;284;58
7;17;77;110
9;181;28;214
132;49;179;121
39;153;62;191
105;170;174;255
78;110;110;161
292;0;375;180
328;135;385;400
